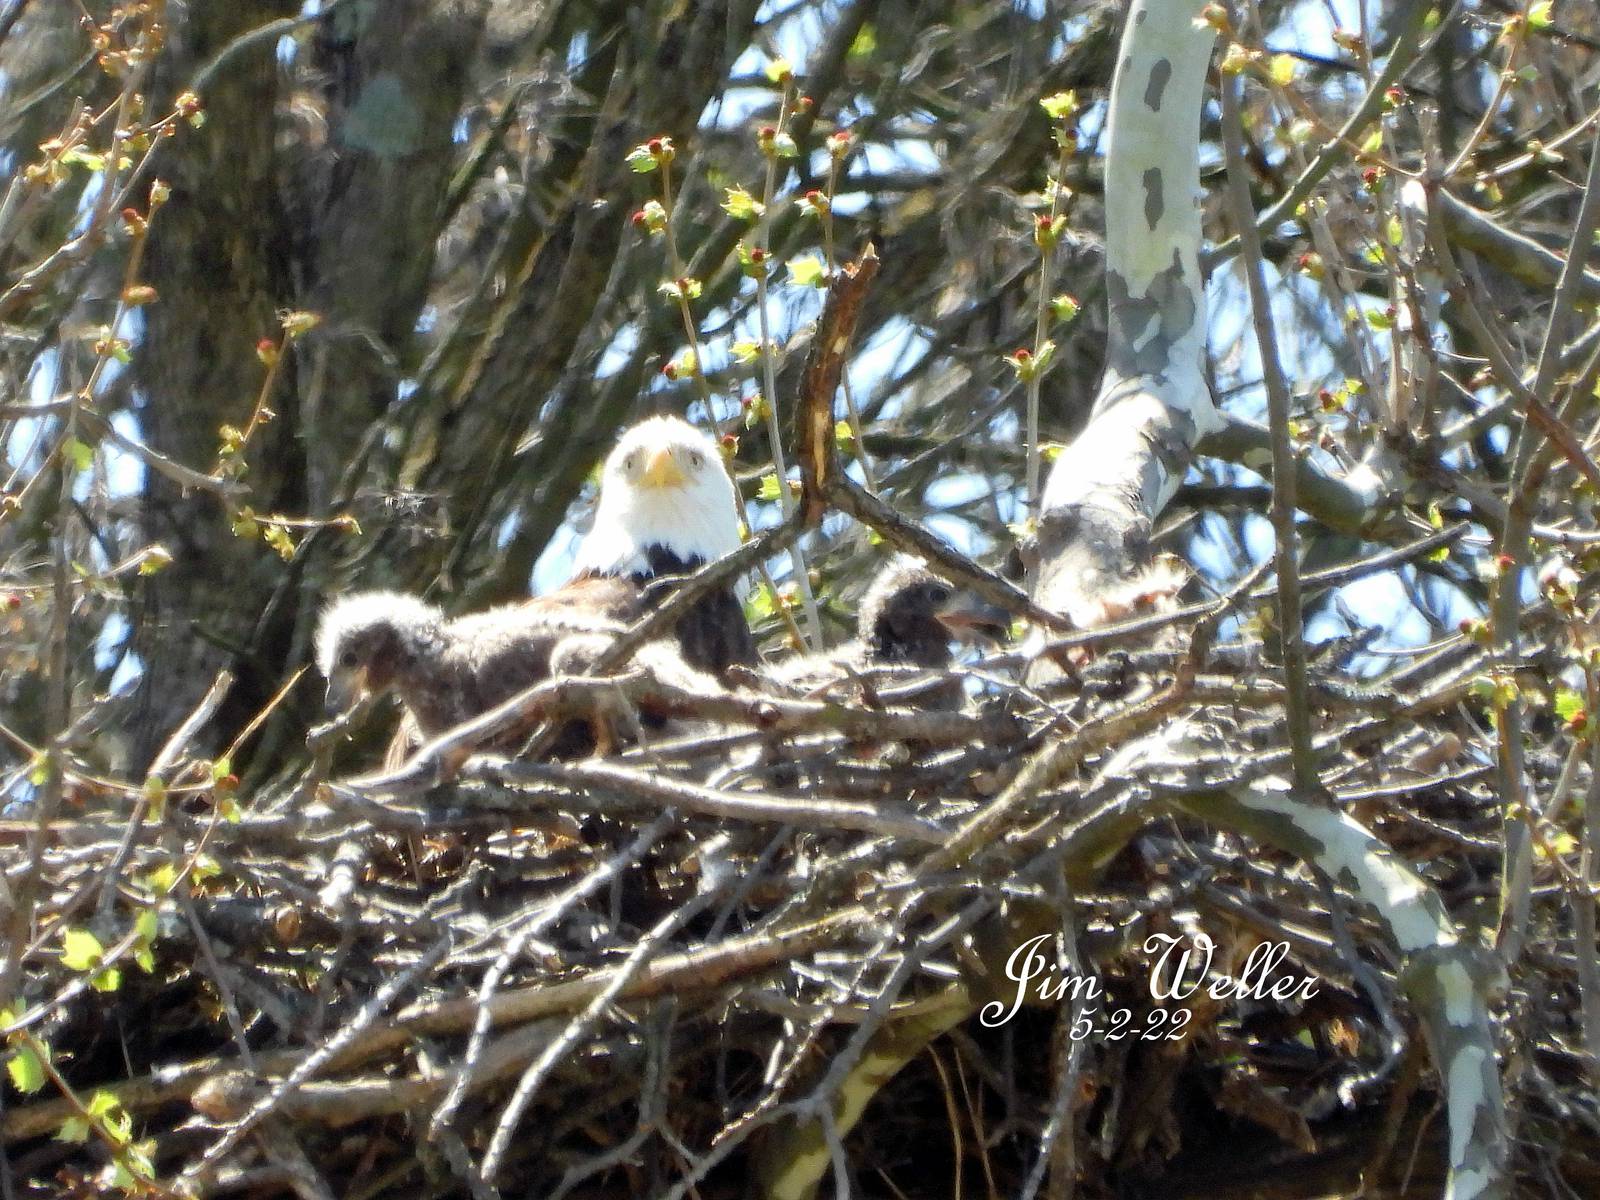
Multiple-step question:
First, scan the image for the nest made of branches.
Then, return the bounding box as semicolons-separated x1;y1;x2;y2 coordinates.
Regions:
4;537;1598;1200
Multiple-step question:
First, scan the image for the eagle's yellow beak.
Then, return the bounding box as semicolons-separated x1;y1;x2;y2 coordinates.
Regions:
642;446;687;488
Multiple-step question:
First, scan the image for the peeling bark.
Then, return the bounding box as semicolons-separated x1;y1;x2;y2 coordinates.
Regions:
1178;778;1509;1200
1030;0;1218;628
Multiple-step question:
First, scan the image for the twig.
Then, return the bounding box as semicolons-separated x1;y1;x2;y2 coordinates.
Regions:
94;671;233;925
830;471;1070;631
595;519;802;674
339;660;1003;798
176;934;453;1192
795;246;881;524
429;815;676;1137
1221;70;1316;794
491;759;945;844
1492;118;1600;965
479;877;730;1182
1205;0;1432;269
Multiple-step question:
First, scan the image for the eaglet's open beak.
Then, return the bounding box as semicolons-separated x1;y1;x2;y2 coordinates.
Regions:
935;593;1013;645
641;446;687;489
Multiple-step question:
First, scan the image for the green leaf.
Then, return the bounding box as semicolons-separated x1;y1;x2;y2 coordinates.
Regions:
788;255;827;288
721;186;764;221
757;473;783;502
624;144;659;173
7;1046;46;1094
190;854;222;885
61;146;106;171
746;583;777;621
1049;294;1080;323
1269;54;1295;86
86;1090;120;1120
848;24;877;59
142;863;178;894
1386;215;1403;246
1039;90;1078;120
657;277;703;302
736;240;771;278
1554;689;1585;723
62;437;93;473
138;545;172;575
56;1116;91;1143
1528;1;1553;30
126;1139;156;1180
1543;829;1579;859
263;524;296;561
763;57;793;84
134;910;159;942
61;928;104;972
141;774;167;821
89;966;122;993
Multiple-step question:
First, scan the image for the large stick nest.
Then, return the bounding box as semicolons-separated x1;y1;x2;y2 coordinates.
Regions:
3;559;1595;1198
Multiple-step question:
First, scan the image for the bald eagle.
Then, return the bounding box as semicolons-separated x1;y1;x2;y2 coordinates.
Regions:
773;556;1009;709
550;414;758;680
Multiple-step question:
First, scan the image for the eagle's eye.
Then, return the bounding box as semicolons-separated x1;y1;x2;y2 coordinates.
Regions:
687;449;704;469
338;649;360;669
623;451;640;472
928;585;952;606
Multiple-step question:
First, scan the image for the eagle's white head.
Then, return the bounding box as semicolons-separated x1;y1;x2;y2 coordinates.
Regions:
576;415;742;578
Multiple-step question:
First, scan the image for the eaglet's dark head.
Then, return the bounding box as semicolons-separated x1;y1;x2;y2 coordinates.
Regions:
859;557;1010;668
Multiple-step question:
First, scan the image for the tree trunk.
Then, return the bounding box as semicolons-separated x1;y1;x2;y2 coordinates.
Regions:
132;1;300;765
